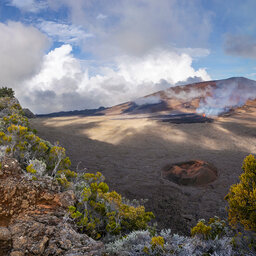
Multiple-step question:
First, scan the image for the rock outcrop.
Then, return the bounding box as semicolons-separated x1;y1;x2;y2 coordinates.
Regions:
22;108;35;119
0;158;104;256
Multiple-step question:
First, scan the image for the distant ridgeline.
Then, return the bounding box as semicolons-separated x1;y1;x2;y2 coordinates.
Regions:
37;106;106;117
0;86;255;255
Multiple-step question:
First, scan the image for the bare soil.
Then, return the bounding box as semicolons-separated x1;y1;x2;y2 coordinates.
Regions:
30;105;256;234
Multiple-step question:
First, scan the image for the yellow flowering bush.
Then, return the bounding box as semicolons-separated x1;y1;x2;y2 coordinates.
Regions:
191;216;228;240
68;171;154;240
225;154;256;232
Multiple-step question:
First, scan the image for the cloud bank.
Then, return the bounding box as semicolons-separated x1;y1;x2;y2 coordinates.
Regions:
18;44;210;114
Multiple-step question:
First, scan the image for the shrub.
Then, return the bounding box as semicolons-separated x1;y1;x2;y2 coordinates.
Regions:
0;87;14;98
2;113;29;129
68;171;154;240
191;216;229;240
225;154;256;232
0;124;49;166
26;159;47;177
106;229;234;256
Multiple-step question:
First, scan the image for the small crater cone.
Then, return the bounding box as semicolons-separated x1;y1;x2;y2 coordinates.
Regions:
162;160;217;186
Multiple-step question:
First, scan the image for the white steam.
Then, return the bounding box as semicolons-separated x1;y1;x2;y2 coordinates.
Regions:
166;87;211;101
134;96;162;106
197;78;256;116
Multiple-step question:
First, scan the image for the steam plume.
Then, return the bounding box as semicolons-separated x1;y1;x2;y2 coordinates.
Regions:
197;77;256;116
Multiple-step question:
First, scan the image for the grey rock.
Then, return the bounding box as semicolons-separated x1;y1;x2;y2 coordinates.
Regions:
22;108;35;118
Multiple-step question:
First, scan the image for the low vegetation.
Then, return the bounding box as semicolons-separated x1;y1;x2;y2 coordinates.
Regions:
0;86;255;255
0;87;15;98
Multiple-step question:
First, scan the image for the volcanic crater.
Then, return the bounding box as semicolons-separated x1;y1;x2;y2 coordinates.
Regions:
162;160;218;186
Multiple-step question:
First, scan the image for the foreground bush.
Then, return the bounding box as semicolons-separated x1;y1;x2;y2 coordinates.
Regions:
225;154;256;232
106;229;233;256
191;216;230;240
68;171;154;240
0;87;14;98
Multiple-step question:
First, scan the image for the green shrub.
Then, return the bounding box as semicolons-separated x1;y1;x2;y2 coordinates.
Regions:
0;87;14;98
191;216;229;240
225;154;256;232
68;171;154;240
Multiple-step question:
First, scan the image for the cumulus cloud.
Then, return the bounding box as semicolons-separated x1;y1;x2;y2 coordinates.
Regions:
7;0;47;13
37;20;93;45
0;21;49;88
19;44;211;114
224;34;256;58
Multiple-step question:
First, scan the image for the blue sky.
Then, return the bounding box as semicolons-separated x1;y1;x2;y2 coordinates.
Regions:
0;0;255;113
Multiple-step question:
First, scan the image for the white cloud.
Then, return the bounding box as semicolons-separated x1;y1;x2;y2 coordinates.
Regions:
19;44;211;114
134;96;162;106
37;20;93;45
96;14;107;20
8;0;47;13
0;21;49;88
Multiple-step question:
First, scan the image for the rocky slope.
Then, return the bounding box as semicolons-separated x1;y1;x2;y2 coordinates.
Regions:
0;158;104;256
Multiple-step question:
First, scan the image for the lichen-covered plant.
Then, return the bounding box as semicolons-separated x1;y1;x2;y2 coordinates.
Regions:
106;229;234;256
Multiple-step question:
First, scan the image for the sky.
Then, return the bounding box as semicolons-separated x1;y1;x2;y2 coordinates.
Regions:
0;0;256;114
